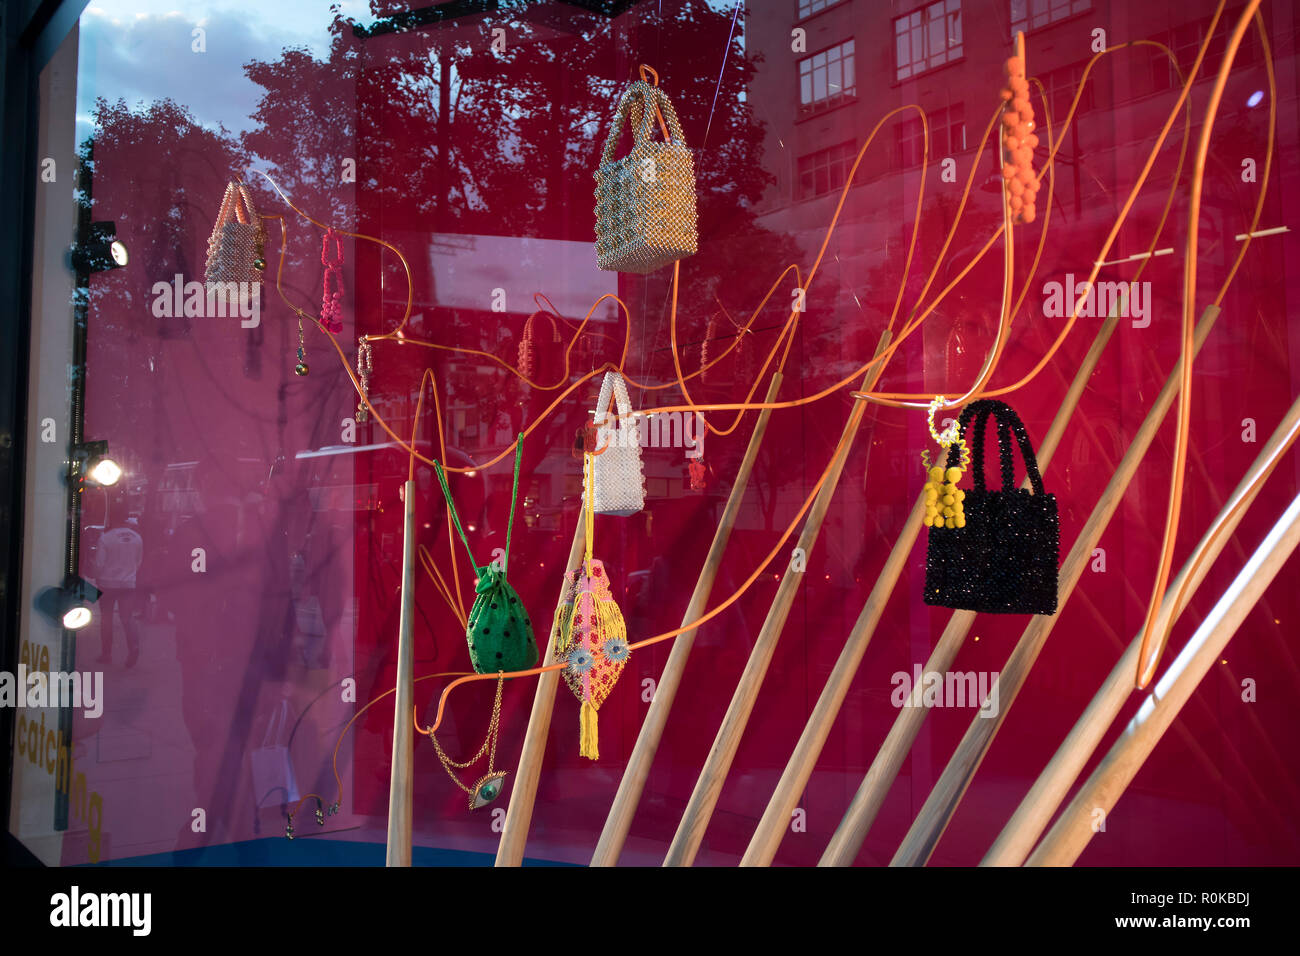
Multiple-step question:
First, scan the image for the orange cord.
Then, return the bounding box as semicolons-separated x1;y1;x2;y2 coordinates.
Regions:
1136;0;1265;690
276;20;1277;809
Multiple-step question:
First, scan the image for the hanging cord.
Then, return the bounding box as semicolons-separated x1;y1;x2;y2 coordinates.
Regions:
583;451;596;575
406;23;1255;733
432;432;524;577
1136;0;1264;689
296;10;1270;758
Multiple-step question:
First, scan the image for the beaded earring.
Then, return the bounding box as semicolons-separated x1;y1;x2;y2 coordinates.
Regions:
285;797;339;839
518;312;559;381
294;311;309;376
999;55;1039;225
320;227;345;335
356;336;372;421
688;429;707;491
921;396;971;530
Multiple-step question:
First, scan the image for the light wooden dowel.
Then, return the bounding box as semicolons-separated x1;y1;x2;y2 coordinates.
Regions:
1028;491;1300;866
983;390;1300;866
591;373;783;866
494;505;587;866
816;309;1121;867
742;488;926;865
662;334;890;866
889;305;1220;867
385;480;417;867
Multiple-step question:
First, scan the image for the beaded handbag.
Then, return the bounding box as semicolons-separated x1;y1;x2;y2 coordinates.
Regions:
589;370;645;516
204;181;266;287
923;400;1059;615
553;452;631;759
594;76;698;275
433;437;539;673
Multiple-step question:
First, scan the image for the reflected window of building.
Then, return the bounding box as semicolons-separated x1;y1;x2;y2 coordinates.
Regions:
895;0;964;81
799;39;856;115
1010;0;1091;35
1041;61;1093;120
1149;11;1260;92
797;140;856;199
895;103;966;168
797;0;845;19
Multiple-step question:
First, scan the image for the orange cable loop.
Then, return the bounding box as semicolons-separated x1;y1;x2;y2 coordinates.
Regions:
1136;0;1264;690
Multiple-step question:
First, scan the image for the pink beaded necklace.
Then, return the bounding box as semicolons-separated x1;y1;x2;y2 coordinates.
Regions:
319;227;345;334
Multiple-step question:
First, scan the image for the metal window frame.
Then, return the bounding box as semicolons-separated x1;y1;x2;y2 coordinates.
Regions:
0;0;90;860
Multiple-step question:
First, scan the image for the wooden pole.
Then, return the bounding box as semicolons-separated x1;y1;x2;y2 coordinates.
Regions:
982;390;1300;865
591;372;784;866
1075;585;1300;843
385;480;417;866
1027;491;1300;866
662;333;890;866
493;504;587;866
889;306;1220;867
816;308;1122;866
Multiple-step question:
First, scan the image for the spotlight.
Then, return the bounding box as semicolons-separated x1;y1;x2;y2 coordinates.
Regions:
70;221;128;273
36;576;101;631
87;457;122;486
1247;90;1264;108
74;439;122;487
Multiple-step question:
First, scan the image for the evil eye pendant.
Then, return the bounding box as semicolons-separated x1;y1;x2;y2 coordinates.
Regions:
469;770;509;810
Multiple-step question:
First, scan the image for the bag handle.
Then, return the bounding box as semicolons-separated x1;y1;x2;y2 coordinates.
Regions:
599;81;687;167
583;451;596;575
236;182;260;225
212;181;262;232
594;370;634;434
433;434;525;575
946;400;1045;495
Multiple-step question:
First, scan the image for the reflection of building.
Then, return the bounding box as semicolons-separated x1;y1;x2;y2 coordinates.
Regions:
747;0;1271;303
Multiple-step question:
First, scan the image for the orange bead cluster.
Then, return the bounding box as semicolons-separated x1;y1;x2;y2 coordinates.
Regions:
999;56;1038;225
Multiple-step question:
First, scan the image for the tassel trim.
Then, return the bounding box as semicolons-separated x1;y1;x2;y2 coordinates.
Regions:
580;699;600;760
593;596;626;644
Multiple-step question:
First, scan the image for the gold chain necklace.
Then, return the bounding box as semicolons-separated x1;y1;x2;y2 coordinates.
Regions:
430;672;508;810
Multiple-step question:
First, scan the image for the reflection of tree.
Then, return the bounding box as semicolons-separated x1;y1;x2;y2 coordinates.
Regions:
79;98;249;329
77;97;253;479
239;1;799;380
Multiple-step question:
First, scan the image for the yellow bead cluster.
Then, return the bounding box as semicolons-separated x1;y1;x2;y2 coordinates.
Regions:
924;465;967;529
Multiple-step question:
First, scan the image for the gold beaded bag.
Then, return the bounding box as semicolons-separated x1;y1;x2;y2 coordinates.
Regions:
594;77;698;275
204;181;266;287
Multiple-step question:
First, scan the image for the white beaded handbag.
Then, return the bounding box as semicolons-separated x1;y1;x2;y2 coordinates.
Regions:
589;371;645;516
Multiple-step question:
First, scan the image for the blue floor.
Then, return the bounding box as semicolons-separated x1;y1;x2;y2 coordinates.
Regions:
91;838;574;867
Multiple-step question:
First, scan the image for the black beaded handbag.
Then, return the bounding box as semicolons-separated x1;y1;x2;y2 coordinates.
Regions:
923;400;1059;615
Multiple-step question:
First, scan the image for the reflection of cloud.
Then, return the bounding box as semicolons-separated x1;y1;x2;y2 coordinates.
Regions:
76;3;345;146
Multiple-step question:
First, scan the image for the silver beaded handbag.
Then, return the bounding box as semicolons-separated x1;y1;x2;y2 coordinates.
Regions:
594;80;698;275
590;371;645;516
204;181;266;287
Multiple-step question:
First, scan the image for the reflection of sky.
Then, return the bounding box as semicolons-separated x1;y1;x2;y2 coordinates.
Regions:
76;1;369;144
429;235;617;320
76;1;744;146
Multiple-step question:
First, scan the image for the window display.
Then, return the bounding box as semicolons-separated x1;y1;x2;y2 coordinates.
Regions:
1;0;1297;890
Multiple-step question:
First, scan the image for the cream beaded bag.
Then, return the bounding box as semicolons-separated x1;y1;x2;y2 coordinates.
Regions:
589;371;645;516
593;71;698;275
205;181;266;287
